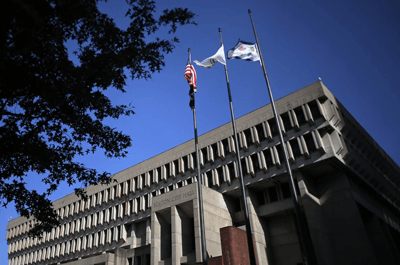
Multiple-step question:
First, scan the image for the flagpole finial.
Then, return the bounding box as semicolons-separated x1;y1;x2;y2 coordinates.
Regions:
248;9;252;14
219;27;221;33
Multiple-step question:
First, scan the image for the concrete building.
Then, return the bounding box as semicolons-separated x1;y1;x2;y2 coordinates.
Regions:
6;81;400;265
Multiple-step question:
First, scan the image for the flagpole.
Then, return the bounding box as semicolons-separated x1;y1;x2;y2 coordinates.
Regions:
218;28;257;265
248;10;317;265
188;48;208;265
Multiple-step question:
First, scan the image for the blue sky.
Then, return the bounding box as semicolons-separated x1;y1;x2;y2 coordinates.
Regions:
2;0;400;262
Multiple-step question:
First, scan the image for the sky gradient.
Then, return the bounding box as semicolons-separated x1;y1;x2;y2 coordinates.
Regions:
2;0;400;262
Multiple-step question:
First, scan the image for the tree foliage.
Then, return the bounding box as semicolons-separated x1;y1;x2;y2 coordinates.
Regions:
0;0;195;236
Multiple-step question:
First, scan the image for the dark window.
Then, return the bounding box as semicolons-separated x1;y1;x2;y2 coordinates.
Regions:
212;143;218;159
177;182;183;188
144;195;148;210
141;174;145;186
281;182;291;199
173;160;178;173
268;186;278;203
192;152;197;166
182;156;188;172
222;138;230;154
165;163;170;178
201;148;207;162
187;178;193;184
290;139;302;158
251;154;259;171
294;106;307;125
241;157;247;175
256;190;265;205
255;123;266;141
267;118;279;137
308;100;322;120
275;144;285;162
206;171;213;188
263;149;274;168
156;167;161;182
233;197;241;212
149;170;154;184
227;162;236;178
304;133;317;153
281;112;293;131
217;167;224;185
243;128;252;146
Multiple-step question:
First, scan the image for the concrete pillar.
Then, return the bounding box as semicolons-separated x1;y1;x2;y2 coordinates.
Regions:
171;206;182;265
151;211;161;264
146;218;151;245
299;172;378;265
131;223;137;248
297;171;336;265
247;188;269;265
192;197;203;263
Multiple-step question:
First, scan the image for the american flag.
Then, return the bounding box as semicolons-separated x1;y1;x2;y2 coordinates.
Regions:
184;63;197;92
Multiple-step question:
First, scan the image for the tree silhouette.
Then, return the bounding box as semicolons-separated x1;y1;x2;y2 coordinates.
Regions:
0;0;195;235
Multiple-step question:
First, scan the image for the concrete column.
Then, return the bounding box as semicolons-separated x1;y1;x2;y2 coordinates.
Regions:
299;172;377;265
151;211;161;264
171;206;182;265
103;189;109;203
131;223;137;248
296;171;337;265
247;188;269;265
192;198;202;263
146;218;151;245
97;191;102;206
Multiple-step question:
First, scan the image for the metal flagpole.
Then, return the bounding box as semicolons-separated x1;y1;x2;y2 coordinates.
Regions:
188;48;208;265
248;10;317;265
218;28;257;265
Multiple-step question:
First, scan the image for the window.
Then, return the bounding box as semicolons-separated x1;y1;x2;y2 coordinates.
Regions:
304;133;317;153
255;123;266;142
281;112;293;131
308;100;322;120
290;139;302;158
267;186;278;203
217;167;224;185
267;118;279;137
256;190;265;205
280;182;291;199
263;148;274;168
294;106;307;126
250;153;259;171
206;171;213;187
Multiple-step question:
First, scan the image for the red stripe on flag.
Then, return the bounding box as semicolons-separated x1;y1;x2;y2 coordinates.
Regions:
184;64;197;92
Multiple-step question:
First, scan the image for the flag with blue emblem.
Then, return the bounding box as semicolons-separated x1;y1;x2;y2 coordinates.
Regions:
227;40;260;62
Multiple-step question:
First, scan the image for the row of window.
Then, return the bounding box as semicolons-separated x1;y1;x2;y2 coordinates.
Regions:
7;99;327;242
8;177;199;255
8;224;128;265
7;127;325;256
8;193;150;254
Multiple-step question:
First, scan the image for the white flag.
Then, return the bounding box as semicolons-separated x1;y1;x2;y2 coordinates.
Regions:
194;45;226;68
227;40;260;62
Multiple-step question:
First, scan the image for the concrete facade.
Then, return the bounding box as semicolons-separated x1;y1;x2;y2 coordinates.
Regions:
6;81;400;265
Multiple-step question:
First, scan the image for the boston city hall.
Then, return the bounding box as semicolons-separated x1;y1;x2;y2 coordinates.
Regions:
6;81;400;265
